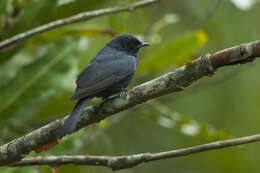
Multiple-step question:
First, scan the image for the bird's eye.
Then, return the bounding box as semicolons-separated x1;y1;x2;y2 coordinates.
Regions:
128;40;140;50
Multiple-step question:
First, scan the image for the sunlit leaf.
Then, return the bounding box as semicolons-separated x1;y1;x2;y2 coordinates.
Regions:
97;120;108;128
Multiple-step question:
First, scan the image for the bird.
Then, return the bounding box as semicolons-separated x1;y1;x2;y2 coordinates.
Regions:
55;34;149;138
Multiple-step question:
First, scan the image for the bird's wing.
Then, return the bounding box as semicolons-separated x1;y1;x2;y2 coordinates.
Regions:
71;56;136;100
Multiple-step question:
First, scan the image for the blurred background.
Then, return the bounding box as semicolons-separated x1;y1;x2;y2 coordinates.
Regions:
1;0;260;172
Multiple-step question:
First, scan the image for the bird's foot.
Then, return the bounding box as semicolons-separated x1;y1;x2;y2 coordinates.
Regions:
119;88;128;97
101;88;128;101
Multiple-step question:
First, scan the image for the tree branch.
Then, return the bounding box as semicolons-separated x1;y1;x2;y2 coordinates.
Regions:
0;40;259;165
8;133;260;170
0;0;159;50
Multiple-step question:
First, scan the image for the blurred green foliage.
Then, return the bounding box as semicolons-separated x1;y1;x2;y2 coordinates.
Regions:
0;38;78;124
1;0;260;172
137;30;207;74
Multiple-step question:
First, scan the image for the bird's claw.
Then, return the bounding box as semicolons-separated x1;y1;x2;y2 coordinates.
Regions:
120;88;128;97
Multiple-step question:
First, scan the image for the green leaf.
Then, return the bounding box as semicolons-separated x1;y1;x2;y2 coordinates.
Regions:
0;0;8;32
137;30;208;74
0;39;78;124
3;0;58;39
0;0;58;65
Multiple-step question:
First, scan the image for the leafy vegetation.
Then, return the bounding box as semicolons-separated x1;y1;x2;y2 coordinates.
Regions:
1;0;260;172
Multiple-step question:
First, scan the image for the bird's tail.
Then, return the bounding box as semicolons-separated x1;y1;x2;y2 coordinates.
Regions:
56;97;91;138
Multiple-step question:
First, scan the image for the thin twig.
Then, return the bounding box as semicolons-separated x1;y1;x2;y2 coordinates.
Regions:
0;40;259;165
9;133;260;170
0;0;159;50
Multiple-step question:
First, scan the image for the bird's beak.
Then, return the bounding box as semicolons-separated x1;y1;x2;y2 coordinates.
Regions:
140;42;150;47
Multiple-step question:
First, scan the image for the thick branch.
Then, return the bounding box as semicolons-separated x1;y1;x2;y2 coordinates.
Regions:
0;40;259;165
9;133;260;170
0;0;159;50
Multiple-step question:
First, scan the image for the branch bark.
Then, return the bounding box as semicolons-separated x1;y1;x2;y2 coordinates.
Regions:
8;133;260;170
0;0;159;50
0;40;260;165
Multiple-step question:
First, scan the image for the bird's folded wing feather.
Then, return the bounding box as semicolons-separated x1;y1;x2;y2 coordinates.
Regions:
71;57;136;100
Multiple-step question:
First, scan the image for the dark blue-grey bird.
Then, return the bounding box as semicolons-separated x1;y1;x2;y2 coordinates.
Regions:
56;34;149;138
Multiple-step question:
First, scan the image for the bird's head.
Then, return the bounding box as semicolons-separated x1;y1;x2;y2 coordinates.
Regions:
107;34;149;57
